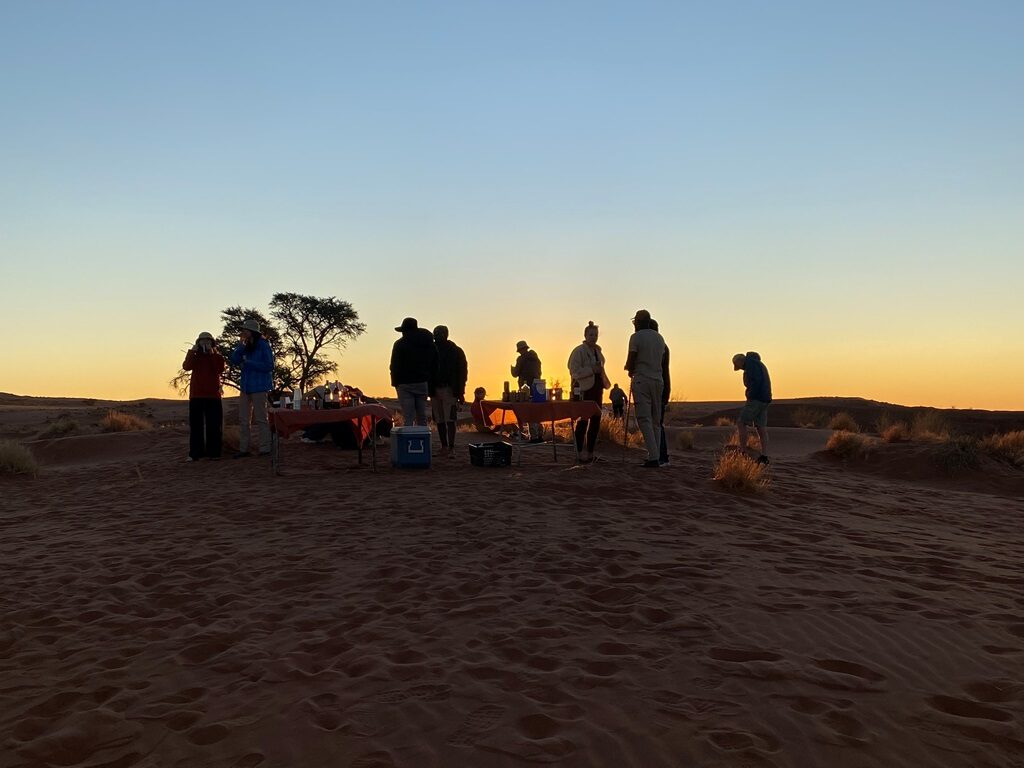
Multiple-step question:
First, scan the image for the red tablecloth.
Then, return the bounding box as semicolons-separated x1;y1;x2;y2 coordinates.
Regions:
480;399;601;425
269;404;393;439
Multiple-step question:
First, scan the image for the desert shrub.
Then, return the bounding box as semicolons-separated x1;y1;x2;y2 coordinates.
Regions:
881;422;911;443
826;431;873;460
100;410;151;433
674;430;695;451
932;436;980;476
828;412;860;433
979;430;1024;467
39;417;79;439
715;416;734;427
598;416;645;448
911;410;949;441
793;407;827;428
712;451;767;492
0;440;38;476
725;429;761;452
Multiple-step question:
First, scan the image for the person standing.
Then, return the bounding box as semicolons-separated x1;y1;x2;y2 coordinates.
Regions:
229;318;274;457
390;317;439;427
511;340;544;443
609;383;627;419
624;309;666;468
567;321;609;463
432;325;468;458
182;331;225;461
732;351;772;464
650;319;672;466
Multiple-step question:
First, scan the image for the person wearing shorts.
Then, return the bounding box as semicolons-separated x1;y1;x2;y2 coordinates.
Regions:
733;351;772;465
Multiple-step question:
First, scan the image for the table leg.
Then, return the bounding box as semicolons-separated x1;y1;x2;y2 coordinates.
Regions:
371;417;377;472
271;430;280;475
552;418;557;461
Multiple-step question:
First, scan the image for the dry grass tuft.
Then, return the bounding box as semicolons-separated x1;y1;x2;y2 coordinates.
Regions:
712;451;767;492
599;416;645;448
39;417;79;439
714;417;734;427
911;410;950;441
881;422;911;443
100;410;152;433
222;425;241;452
793;407;827;428
0;439;38;476
725;430;761;452
674;430;695;451
826;430;873;460
932;436;981;476
979;430;1024;467
828;412;860;433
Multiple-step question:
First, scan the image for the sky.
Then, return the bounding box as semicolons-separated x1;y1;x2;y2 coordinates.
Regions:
1;1;1021;409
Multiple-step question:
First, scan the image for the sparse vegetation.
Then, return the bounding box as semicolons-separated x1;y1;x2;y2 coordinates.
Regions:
932;436;981;476
793;407;827;428
881;423;911;443
0;440;38;476
715;417;734;427
726;430;761;452
911;410;950;442
222;425;241;451
712;451;767;492
979;431;1024;467
674;430;695;451
39;417;79;439
598;417;645;448
100;410;151;433
828;412;860;433
826;431;873;460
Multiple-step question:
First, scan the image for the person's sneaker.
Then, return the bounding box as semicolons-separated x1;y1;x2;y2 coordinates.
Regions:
642;459;660;468
659;459;670;467
756;454;770;465
185;456;196;462
232;451;250;459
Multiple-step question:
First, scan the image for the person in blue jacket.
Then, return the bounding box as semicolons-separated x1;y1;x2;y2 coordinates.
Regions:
230;318;275;457
733;351;772;465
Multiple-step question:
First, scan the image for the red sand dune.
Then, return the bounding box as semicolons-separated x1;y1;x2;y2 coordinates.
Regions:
1;412;1023;767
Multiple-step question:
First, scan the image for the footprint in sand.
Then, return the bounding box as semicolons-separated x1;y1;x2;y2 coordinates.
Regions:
447;703;506;747
350;750;397;768
926;695;1013;722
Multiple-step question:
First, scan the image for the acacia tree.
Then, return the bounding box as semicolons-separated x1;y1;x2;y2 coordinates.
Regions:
269;292;366;392
171;296;365;396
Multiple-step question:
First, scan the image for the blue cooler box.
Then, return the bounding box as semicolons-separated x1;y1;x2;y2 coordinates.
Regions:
390;426;432;468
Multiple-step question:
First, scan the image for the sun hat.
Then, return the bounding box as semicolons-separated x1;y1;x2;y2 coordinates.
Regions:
516;340;529;352
197;331;214;342
395;317;418;332
242;318;261;333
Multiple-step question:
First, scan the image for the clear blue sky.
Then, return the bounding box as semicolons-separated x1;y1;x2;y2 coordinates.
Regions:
2;1;1022;407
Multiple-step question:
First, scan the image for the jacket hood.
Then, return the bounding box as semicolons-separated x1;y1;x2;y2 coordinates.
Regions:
745;351;761;363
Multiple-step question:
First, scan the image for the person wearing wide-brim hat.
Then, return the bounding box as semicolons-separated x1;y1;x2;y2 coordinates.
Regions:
229;318;275;457
389;317;438;427
182;331;226;461
510;340;544;442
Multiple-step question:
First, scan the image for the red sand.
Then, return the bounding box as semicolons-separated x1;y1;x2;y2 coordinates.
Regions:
1;412;1022;767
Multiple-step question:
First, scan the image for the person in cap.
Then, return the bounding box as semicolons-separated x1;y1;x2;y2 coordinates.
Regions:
390;317;439;427
567;321;609;462
432;325;468;457
229;318;275;457
650;318;672;466
732;352;772;464
624;309;666;467
182;331;225;461
510;340;544;442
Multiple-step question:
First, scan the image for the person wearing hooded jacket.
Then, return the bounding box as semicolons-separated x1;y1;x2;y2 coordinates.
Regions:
229;318;275;457
733;351;772;464
391;317;439;427
432;325;468;457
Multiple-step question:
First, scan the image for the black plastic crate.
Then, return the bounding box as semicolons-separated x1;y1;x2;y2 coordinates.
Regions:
468;441;513;467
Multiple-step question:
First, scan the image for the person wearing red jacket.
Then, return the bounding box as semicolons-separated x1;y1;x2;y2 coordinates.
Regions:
182;331;225;461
